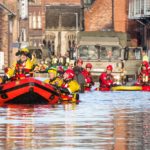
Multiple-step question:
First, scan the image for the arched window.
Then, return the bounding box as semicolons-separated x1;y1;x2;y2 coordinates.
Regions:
45;33;55;55
67;33;76;50
66;33;76;59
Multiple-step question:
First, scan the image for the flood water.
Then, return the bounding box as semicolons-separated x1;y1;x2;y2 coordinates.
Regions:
0;91;150;150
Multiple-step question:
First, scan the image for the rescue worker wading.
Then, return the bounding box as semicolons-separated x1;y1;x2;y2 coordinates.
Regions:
44;68;63;88
60;69;80;95
99;65;114;91
73;58;86;93
135;61;150;85
82;63;94;91
1;48;33;83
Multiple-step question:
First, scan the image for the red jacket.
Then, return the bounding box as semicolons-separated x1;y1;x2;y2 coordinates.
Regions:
82;69;94;85
137;69;149;84
99;72;114;88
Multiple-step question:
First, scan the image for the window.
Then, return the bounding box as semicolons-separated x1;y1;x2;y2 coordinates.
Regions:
21;28;26;42
9;19;13;33
129;0;150;18
135;0;141;16
45;34;56;55
100;46;121;60
29;14;32;28
84;0;95;5
67;33;76;50
29;12;42;29
37;12;42;29
33;12;36;29
129;0;134;18
144;0;150;15
78;45;99;60
128;48;141;60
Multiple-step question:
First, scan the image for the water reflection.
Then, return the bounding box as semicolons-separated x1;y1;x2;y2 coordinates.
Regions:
0;91;149;150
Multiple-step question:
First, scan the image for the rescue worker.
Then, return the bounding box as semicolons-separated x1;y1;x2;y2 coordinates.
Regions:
136;61;149;85
68;61;74;70
0;48;33;83
60;69;80;94
82;63;94;91
44;68;63;88
99;65;114;91
73;58;86;93
39;60;48;73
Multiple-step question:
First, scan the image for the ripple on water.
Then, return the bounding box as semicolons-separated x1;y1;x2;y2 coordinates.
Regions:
0;91;149;150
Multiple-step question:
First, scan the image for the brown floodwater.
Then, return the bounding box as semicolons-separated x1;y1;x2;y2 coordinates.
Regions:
0;91;149;150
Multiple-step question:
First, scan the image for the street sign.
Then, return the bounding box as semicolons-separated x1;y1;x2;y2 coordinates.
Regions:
11;42;20;48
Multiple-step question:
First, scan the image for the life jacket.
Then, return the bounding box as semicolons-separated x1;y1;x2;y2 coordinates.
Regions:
6;59;33;79
14;60;32;80
138;69;149;84
82;69;93;84
62;79;80;93
49;77;63;87
99;72;114;88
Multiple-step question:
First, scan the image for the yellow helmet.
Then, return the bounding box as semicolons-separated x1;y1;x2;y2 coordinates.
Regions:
21;48;29;53
16;48;31;58
48;69;57;76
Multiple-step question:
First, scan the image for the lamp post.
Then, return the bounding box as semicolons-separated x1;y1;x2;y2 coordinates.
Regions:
74;12;78;45
74;12;78;60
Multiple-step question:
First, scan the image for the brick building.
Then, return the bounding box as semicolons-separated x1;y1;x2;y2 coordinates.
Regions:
0;2;16;68
28;1;43;48
27;0;82;57
84;0;128;32
83;0;146;47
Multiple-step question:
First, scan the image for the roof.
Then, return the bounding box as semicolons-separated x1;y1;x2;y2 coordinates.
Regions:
79;37;120;46
77;31;128;47
0;3;15;16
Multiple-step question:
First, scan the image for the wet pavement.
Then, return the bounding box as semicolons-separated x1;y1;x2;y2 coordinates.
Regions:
0;91;150;150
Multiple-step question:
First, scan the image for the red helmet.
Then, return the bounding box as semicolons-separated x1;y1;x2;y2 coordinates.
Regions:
77;58;83;64
86;63;92;69
142;61;149;68
106;65;113;71
65;69;75;79
57;66;64;72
